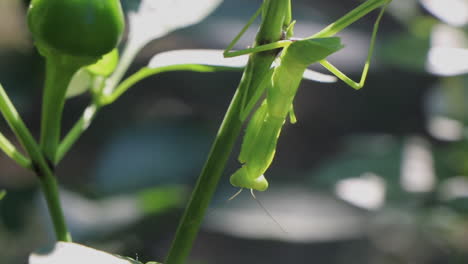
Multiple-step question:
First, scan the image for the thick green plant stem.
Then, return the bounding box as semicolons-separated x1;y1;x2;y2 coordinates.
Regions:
40;56;80;162
165;1;291;263
55;104;100;164
0;83;70;241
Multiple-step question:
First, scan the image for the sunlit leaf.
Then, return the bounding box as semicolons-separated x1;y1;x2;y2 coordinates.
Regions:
149;49;246;69
65;68;92;98
426;24;468;76
430;24;468;48
148;49;337;82
29;242;144;264
303;69;337;83
427;47;468;76
126;0;223;51
310;135;404;202
87;49;119;77
0;190;5;200
420;0;468;26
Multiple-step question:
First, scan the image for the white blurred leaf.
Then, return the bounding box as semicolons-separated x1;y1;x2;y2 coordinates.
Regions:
204;187;365;242
148;49;246;68
420;0;468;26
430;24;468;48
29;242;143;264
148;49;337;83
37;188;141;240
127;0;223;50
426;47;468;76
335;173;386;210
426;24;468;76
66;69;92;98
303;69;337;83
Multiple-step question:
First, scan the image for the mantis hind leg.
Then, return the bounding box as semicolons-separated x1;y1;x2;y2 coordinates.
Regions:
319;3;389;90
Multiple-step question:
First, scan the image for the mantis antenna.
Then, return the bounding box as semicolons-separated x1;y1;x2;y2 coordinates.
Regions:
250;189;288;234
227;187;288;234
228;188;244;201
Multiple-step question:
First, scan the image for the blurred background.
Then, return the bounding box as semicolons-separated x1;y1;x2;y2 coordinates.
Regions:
1;0;468;263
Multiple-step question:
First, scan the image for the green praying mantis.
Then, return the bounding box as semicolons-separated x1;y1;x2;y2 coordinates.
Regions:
224;0;391;191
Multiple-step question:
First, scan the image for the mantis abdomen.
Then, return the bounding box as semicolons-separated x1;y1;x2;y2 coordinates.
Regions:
230;100;284;191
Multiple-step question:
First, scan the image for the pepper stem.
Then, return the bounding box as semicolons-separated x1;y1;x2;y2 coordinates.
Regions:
40;55;81;163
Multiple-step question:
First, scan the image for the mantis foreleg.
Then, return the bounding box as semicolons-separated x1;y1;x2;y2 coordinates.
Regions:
223;5;264;58
223;1;294;58
239;68;274;121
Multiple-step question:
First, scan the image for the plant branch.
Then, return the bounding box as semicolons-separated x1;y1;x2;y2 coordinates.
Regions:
40;56;81;162
164;1;291;263
101;64;240;106
55;104;100;164
0;83;70;241
57;64;240;164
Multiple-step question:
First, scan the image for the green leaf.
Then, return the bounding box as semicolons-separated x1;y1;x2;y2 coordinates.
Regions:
87;49;119;77
0;190;5;200
380;33;430;72
138;186;187;214
65;68;92;98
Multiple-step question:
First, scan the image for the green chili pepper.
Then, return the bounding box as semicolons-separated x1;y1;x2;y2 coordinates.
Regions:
27;0;125;162
28;0;125;58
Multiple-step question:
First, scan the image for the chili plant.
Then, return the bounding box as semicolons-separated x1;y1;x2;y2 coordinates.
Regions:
0;0;394;263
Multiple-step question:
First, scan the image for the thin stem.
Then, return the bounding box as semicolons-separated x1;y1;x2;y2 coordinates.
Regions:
102;64;240;106
40;56;80;162
0;83;70;241
0;132;32;169
55;104;100;164
102;41;141;98
311;0;391;38
56;65;240;164
164;1;291;263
